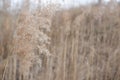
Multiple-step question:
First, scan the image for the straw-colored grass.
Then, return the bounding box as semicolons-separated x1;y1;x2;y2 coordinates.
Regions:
0;3;120;80
50;4;120;80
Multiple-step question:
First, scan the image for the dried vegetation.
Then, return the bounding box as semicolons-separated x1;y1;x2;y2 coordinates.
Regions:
0;3;120;80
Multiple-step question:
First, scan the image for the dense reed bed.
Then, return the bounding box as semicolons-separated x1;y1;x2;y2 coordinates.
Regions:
0;3;120;80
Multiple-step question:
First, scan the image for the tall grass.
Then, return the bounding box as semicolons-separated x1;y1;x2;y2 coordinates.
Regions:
0;2;120;80
50;4;120;80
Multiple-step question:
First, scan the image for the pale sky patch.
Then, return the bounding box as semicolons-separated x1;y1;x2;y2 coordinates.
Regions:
9;0;118;9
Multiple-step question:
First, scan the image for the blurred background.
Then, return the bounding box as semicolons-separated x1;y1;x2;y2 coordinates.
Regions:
0;0;120;11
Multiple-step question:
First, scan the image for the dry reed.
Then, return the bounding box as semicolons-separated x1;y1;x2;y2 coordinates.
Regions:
0;2;120;80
